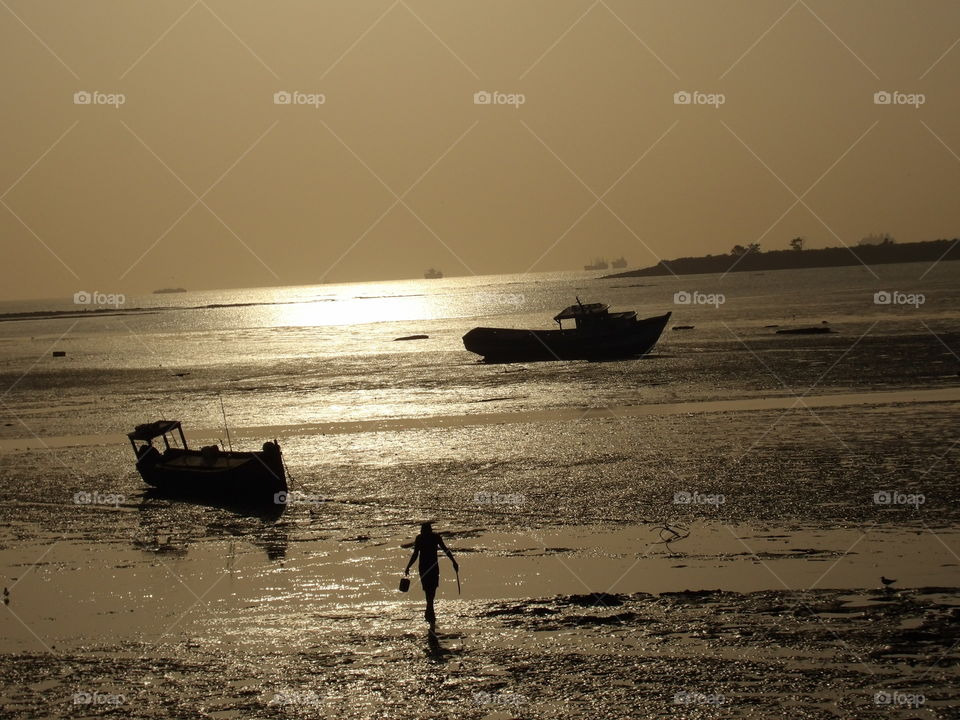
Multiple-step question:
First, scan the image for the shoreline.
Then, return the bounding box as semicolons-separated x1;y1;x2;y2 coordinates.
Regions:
2;522;956;653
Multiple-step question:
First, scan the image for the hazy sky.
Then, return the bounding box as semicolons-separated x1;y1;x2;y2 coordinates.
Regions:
2;0;959;300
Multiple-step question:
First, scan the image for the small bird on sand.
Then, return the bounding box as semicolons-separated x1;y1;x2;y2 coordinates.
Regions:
881;576;897;588
3;587;8;605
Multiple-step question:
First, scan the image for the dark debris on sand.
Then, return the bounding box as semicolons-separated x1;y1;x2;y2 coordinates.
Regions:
2;587;957;719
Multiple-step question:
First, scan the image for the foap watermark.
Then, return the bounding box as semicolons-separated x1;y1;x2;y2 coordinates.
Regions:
874;690;925;708
274;490;325;506
674;490;725;507
73;690;126;706
473;290;525;309
874;290;924;308
674;690;726;706
873;490;925;508
874;90;925;108
474;491;525;507
74;290;125;308
274;90;325;108
474;90;525;108
74;491;125;507
269;689;323;707
674;290;724;308
674;90;725;108
473;691;527;706
74;90;125;108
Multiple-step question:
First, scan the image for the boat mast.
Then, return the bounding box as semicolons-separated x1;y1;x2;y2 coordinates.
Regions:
219;393;233;452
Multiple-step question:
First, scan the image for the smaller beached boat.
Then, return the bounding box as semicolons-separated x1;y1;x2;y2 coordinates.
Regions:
463;299;671;362
128;420;287;503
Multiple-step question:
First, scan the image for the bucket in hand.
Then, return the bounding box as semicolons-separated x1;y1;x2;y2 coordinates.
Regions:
399;576;410;593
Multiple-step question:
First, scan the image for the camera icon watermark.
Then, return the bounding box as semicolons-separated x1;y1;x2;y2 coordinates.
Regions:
473;90;526;108
74;290;126;309
472;691;527;706
274;490;324;505
474;290;525;309
273;90;326;108
873;490;925;508
673;490;725;507
873;290;924;308
673;90;725;108
873;90;925;108
269;689;323;707
74;491;125;507
673;290;724;308
73;691;125;706
673;690;726;706
874;691;925;708
474;491;525;506
73;90;125;108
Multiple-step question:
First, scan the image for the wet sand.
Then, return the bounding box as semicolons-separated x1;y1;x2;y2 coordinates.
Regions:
2;512;958;718
2;585;956;719
3;385;959;452
2;322;959;716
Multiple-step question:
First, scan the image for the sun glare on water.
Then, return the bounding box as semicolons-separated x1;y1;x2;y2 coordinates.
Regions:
269;283;443;328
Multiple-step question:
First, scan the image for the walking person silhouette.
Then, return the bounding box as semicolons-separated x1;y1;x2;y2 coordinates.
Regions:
404;522;458;632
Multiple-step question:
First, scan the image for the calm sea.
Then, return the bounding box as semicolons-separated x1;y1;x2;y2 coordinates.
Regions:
0;261;957;617
0;262;956;441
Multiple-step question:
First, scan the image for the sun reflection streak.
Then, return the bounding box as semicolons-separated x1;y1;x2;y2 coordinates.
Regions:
269;283;442;328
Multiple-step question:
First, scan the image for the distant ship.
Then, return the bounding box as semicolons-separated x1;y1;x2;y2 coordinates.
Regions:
584;258;609;271
611;257;627;269
424;268;443;279
153;287;186;294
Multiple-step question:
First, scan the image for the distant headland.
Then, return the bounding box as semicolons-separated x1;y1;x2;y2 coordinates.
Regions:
602;237;959;278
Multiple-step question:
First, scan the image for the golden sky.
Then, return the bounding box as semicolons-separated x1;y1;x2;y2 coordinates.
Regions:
2;0;959;299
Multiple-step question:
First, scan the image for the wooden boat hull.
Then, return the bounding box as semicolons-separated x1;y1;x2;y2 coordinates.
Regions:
463;312;671;362
135;442;287;504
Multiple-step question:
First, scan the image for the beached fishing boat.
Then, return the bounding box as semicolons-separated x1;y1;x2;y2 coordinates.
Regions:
128;420;287;503
463;300;671;362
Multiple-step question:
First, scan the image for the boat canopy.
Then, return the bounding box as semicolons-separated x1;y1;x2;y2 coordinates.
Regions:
554;302;608;322
128;420;181;441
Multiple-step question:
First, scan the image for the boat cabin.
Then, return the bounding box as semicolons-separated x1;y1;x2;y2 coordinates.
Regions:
553;300;637;331
128;420;187;458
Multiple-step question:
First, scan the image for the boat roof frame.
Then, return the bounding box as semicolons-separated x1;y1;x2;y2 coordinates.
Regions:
128;420;182;441
553;302;609;322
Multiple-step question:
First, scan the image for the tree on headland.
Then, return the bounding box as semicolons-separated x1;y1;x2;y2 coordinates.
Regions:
608;237;959;278
730;243;761;256
859;232;895;246
790;237;805;251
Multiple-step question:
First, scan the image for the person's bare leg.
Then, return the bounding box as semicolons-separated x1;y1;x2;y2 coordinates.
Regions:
425;587;436;630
